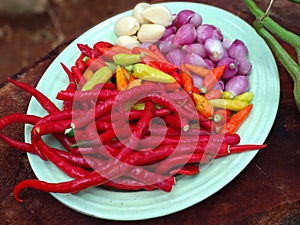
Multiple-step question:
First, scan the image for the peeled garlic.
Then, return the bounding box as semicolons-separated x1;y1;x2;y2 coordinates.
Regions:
132;2;151;25
115;35;140;49
137;24;166;43
142;5;173;27
114;16;140;36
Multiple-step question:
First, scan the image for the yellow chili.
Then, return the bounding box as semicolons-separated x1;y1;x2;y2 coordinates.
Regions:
113;53;142;66
81;66;113;91
234;91;254;103
209;98;249;111
132;63;176;83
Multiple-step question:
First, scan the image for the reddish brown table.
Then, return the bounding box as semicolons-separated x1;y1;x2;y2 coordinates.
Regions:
0;1;299;224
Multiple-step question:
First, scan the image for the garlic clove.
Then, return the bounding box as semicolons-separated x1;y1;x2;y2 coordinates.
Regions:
114;16;140;36
137;24;166;43
132;2;151;25
115;35;140;49
142;5;173;27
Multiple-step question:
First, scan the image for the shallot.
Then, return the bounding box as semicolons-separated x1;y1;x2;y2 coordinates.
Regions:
217;58;239;80
196;24;223;44
174;10;202;28
227;39;249;59
173;23;197;46
204;38;225;62
225;75;249;96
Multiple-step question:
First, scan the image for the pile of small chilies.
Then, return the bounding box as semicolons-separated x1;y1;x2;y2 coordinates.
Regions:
0;41;266;202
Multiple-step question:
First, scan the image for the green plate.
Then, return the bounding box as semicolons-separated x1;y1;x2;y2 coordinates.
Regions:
25;2;279;221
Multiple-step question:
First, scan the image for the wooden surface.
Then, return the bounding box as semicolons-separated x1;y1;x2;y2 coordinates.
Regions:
0;1;299;224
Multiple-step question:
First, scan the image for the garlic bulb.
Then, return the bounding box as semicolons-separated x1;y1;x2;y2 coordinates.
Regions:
116;35;140;49
114;16;140;36
137;24;166;43
142;5;173;27
132;2;151;24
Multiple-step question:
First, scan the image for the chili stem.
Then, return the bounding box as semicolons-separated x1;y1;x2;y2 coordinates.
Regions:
243;0;300;49
254;20;300;111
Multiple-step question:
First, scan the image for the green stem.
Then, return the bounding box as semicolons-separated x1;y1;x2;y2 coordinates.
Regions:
254;20;300;111
296;48;300;65
289;0;300;3
243;0;300;49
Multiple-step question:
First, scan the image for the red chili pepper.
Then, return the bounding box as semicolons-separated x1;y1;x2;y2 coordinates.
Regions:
56;89;119;102
33;119;71;135
71;66;85;85
126;101;155;149
155;153;209;175
13;161;130;202
0;132;35;154
172;164;199;176
139;132;240;149
55;148;106;169
143;60;178;73
163;114;190;131
215;144;267;158
60;62;77;109
0;113;40;130
169;71;182;85
77;43;100;58
31;129;89;178
103;178;155;191
60;62;75;84
93;41;113;54
75;53;87;72
193;87;200;94
93;82;117;90
127;108;170;121
71;96;115;128
8;78;60;113
213;109;231;125
85;57;106;71
148;125;210;137
127;167;174;192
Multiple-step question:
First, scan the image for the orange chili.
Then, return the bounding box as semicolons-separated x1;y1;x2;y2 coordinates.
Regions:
180;64;194;94
200;64;226;93
116;66;128;91
192;93;214;118
222;104;253;134
184;64;211;78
